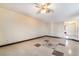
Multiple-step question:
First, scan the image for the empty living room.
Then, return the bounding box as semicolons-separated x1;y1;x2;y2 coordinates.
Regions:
0;1;79;57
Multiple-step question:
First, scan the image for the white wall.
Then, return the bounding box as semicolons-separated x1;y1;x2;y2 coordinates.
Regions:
50;20;78;40
0;7;79;46
0;8;49;45
50;22;64;38
77;20;79;40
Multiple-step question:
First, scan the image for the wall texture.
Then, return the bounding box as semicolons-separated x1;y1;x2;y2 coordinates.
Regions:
50;21;78;40
50;22;64;38
0;8;49;45
0;7;78;46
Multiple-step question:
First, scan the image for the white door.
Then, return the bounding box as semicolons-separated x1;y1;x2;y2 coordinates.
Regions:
65;21;77;39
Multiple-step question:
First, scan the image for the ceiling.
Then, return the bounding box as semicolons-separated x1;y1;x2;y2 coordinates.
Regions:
0;3;79;22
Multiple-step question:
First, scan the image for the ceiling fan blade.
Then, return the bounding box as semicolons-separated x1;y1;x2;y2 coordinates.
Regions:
35;6;40;8
34;3;41;6
34;3;41;8
46;3;51;5
46;9;54;13
34;3;39;5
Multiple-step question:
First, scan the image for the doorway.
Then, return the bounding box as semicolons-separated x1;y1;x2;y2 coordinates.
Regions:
64;21;78;40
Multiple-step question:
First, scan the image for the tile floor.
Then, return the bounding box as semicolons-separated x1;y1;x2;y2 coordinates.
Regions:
0;37;79;56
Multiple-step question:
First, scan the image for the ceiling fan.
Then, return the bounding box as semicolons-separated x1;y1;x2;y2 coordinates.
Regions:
34;3;54;14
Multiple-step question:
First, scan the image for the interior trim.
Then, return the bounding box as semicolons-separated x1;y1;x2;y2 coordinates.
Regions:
0;35;78;47
45;35;79;42
0;35;46;47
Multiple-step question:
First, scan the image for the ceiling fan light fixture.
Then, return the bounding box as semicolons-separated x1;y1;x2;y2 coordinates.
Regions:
40;9;47;14
34;3;54;14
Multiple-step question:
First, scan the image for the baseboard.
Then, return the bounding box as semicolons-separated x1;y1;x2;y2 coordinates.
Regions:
0;35;78;47
45;35;79;42
0;35;46;47
45;35;61;38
